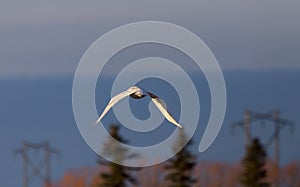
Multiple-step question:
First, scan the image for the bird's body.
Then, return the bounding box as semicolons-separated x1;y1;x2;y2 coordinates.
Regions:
128;86;145;99
96;86;182;128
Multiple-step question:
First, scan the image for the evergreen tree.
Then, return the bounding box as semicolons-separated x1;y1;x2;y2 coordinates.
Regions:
98;125;138;187
164;129;197;187
240;138;269;187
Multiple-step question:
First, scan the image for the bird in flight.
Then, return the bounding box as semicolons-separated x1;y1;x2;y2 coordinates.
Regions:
96;86;182;128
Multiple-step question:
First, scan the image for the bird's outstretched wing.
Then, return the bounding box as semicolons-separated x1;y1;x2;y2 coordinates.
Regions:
96;87;139;124
147;92;182;128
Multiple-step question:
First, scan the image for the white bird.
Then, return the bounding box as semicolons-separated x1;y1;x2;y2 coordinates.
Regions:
96;86;182;128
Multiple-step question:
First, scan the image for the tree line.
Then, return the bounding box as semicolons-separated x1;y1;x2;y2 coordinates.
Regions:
51;124;300;187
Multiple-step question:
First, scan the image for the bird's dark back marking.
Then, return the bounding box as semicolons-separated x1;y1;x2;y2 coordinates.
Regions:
130;93;145;99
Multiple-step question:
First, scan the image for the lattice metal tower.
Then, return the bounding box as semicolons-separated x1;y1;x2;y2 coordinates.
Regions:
231;109;293;187
14;141;59;187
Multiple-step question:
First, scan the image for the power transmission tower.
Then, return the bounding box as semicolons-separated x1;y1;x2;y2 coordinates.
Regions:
231;109;294;187
14;141;59;187
265;109;294;187
231;110;271;148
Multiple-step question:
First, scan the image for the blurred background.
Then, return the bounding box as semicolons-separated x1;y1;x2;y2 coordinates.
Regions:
1;1;299;187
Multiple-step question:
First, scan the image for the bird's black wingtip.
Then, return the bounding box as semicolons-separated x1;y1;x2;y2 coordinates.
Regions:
146;91;159;99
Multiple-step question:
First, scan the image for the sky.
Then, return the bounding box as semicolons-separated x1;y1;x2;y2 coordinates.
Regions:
0;1;300;187
1;0;300;78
